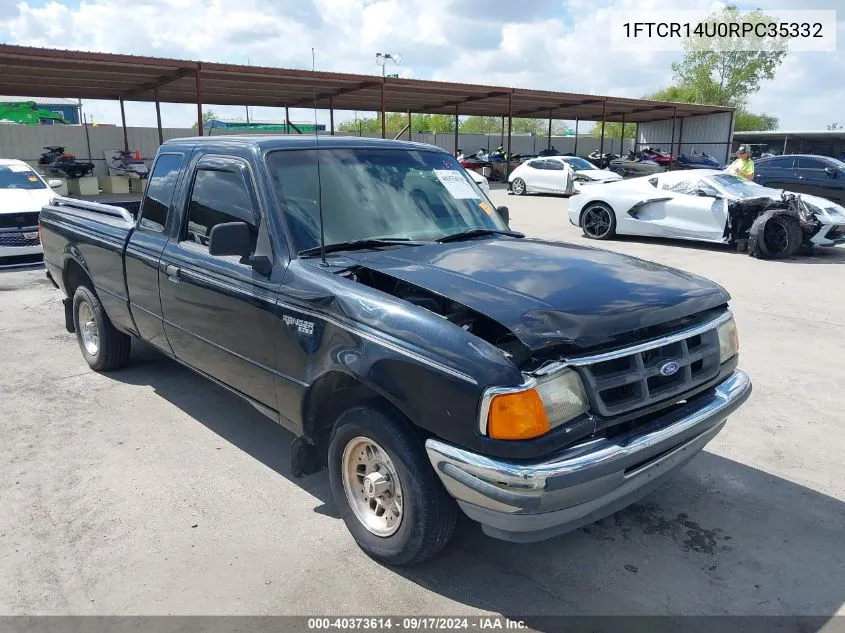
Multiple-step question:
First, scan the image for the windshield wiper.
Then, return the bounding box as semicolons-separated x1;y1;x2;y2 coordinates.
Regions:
436;228;524;243
298;238;426;257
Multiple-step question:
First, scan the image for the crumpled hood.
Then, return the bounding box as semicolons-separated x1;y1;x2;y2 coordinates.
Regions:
0;188;53;214
345;237;730;352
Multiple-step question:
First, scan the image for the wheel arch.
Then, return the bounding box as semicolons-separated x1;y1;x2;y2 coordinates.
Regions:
301;370;417;446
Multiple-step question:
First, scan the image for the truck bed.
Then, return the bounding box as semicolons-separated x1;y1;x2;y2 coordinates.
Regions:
39;196;137;335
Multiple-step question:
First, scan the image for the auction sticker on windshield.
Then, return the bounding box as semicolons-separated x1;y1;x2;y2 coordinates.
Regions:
434;170;479;199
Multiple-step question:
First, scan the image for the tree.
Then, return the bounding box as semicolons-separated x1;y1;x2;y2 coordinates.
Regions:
671;5;788;108
734;111;779;131
337;112;456;135
192;108;218;129
589;121;634;141
827;122;843;130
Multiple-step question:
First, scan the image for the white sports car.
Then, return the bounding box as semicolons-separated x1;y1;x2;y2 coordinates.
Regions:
508;156;574;196
569;169;845;258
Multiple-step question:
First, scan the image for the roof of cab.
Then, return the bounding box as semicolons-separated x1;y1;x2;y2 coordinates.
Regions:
161;135;447;153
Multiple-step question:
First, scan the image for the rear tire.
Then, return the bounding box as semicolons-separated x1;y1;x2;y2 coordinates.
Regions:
511;178;527;196
328;404;457;565
72;285;131;371
580;203;617;240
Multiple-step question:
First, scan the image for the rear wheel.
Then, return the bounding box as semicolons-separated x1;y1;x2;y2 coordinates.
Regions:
511;178;527;195
72;285;131;371
614;167;626;177
581;203;617;240
328;404;457;565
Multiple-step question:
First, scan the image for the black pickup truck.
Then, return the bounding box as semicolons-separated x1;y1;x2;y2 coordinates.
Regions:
39;136;751;565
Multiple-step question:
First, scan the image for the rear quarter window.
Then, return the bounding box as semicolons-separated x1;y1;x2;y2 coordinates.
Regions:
138;153;185;231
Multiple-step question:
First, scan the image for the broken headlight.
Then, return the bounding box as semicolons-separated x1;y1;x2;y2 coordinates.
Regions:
717;316;740;362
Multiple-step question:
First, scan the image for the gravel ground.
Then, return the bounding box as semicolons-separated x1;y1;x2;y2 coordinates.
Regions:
0;188;843;620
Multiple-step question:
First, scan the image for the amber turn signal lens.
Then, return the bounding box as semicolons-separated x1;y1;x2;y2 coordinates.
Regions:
487;389;550;440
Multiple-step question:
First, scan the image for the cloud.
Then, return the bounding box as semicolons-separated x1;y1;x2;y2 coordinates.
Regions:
0;0;841;130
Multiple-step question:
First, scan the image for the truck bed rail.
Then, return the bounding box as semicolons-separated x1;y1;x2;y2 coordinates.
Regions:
49;196;136;223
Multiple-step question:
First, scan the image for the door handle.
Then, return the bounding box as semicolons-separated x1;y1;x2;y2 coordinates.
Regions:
164;264;181;279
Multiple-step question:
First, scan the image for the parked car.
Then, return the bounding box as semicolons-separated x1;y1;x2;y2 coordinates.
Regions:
754;154;845;205
0;158;63;267
569;169;845;258
555;156;623;184
465;168;490;194
39;136;751;565
508;157;574;195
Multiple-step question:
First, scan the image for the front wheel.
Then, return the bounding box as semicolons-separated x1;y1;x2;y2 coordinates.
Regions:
580;203;617;240
328;404;457;565
72;285;131;371
511;178;527;195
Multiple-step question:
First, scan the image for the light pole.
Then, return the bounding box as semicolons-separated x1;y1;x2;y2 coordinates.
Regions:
375;52;401;78
375;52;401;138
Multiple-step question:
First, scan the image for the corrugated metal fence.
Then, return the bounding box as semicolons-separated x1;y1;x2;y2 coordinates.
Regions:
0;124;638;177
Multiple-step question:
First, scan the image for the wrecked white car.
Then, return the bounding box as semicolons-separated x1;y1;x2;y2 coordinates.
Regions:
569;169;845;258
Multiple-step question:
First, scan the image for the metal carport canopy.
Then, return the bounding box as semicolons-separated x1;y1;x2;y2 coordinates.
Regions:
0;44;732;123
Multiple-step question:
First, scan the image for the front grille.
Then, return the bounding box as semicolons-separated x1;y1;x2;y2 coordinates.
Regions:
0;231;40;247
0;212;39;229
575;326;721;418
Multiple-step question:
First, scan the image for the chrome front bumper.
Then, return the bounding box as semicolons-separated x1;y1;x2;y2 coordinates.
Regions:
425;369;752;542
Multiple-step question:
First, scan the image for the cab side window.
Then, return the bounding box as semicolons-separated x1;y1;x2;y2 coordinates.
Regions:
182;168;258;254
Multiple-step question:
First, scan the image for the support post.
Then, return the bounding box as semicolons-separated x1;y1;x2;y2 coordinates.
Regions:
195;68;203;136
285;105;290;134
635;122;640;153
154;87;163;146
506;92;513;177
454;105;459;157
547;110;553;150
677;116;685;162
329;96;334;136
725;110;735;164
574;118;579;155
119;97;128;151
619;114;626;156
669;106;678;167
380;80;386;139
598;98;607;158
783;135;788;155
407;110;412;140
500;116;505;146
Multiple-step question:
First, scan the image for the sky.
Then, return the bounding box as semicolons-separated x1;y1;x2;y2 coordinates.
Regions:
0;0;841;131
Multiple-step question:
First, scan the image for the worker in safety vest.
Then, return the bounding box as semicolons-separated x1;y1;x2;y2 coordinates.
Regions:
725;145;755;181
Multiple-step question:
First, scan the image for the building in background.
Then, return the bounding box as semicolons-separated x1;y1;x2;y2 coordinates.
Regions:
203;119;326;133
733;130;845;161
0;96;80;124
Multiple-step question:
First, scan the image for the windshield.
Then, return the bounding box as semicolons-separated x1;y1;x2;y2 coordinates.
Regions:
564;157;594;171
266;148;506;253
0;165;47;190
709;173;769;199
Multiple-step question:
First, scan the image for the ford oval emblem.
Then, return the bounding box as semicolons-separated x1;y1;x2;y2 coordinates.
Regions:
659;360;680;376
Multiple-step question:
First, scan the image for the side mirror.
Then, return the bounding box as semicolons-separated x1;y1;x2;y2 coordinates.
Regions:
208;221;252;258
48;179;63;188
496;205;510;226
825;166;837;177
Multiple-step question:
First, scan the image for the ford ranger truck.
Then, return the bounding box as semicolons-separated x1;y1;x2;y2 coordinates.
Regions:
39;136;752;565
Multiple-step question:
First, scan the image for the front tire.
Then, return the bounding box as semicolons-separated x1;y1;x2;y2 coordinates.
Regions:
72;285;131;371
580;203;617;240
328;404;457;565
511;178;527;196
